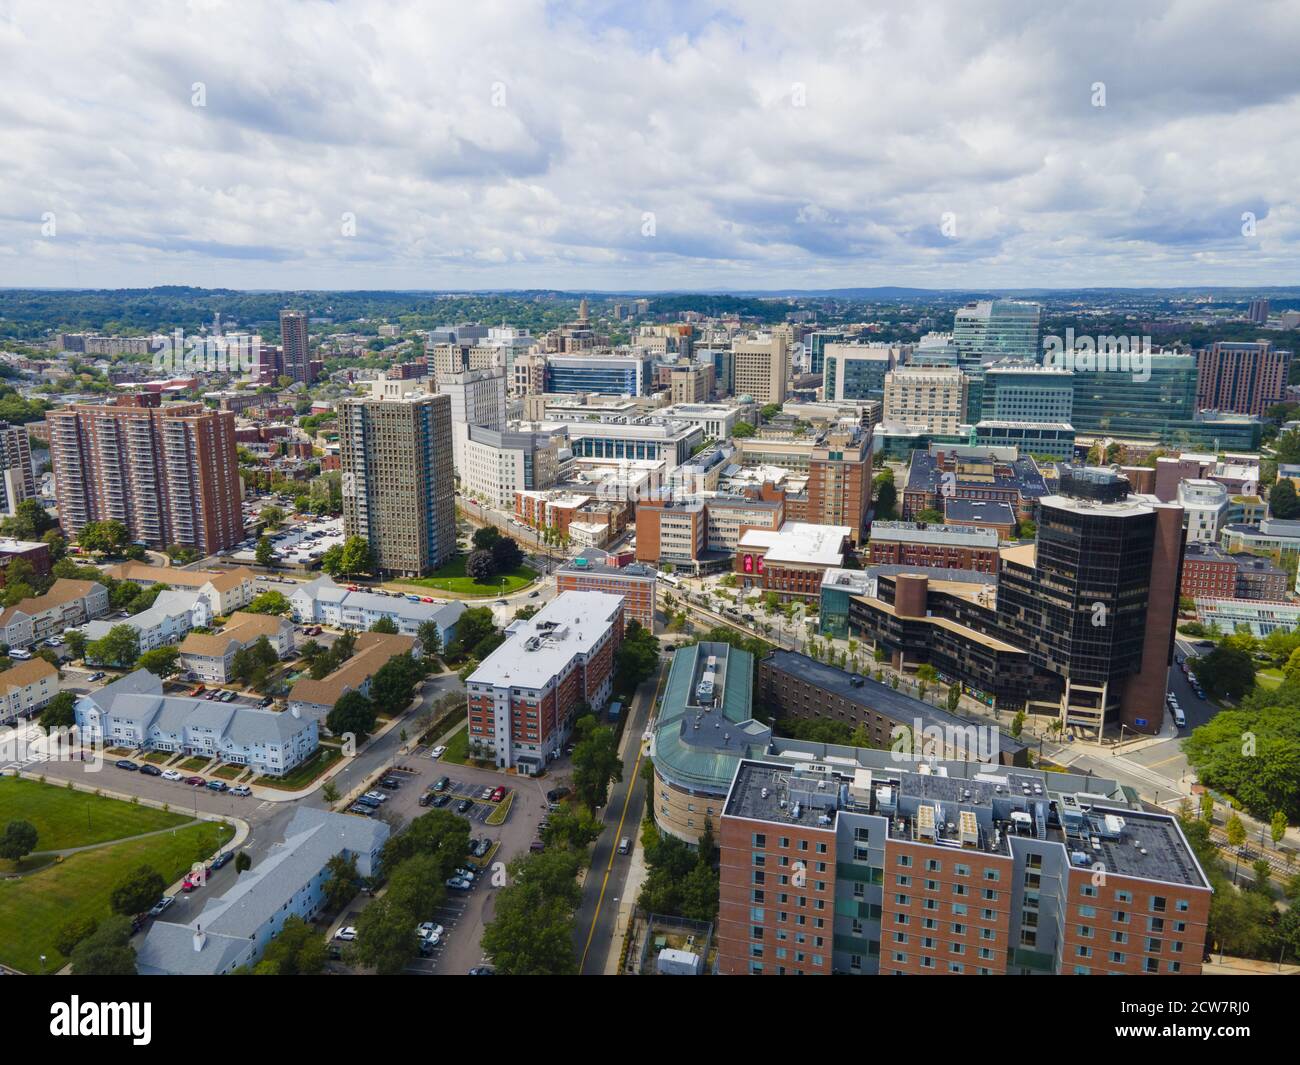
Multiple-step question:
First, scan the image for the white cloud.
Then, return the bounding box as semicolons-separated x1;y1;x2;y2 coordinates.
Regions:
1;0;1298;289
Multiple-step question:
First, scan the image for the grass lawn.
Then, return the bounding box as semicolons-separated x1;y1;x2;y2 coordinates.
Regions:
143;750;172;764
486;792;514;826
0;820;231;973
253;746;343;791
439;726;470;765
0;777;191;852
1256;667;1284;691
396;555;536;597
213;764;245;780
178;757;212;772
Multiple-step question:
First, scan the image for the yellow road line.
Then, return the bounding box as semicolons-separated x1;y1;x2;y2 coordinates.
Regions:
579;656;670;970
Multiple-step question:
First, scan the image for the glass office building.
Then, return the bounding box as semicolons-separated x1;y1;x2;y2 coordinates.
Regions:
545;354;653;396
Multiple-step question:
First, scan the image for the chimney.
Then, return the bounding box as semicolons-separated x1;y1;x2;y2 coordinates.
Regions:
193;926;206;952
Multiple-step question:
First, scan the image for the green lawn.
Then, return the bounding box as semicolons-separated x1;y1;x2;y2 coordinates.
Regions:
1256;667;1284;691
439;726;471;765
0;777;191;852
0;819;231;973
253;746;343;791
396;555;536;597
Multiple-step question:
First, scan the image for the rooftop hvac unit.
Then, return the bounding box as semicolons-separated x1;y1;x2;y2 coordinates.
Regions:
916;804;937;841
958;810;979;848
1102;814;1126;839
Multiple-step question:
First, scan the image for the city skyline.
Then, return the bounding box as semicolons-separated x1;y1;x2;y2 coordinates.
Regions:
3;1;1299;291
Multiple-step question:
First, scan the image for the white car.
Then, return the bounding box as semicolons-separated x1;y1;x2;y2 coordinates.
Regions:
161;769;183;781
417;922;444;946
429;745;446;760
333;926;358;941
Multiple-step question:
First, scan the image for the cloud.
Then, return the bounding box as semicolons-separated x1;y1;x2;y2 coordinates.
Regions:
1;0;1298;289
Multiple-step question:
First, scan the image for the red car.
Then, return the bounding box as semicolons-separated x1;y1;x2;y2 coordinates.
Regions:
184;775;205;786
181;874;203;893
189;685;205;697
490;786;506;803
420;596;435;603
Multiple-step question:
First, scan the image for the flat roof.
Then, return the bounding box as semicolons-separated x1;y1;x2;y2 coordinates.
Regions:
468;591;624;690
868;521;1000;548
738;521;849;566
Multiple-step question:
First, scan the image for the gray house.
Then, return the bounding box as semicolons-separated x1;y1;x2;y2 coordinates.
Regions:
136;808;389;975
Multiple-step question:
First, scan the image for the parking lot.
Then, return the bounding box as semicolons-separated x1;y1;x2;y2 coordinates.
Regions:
228;516;343;566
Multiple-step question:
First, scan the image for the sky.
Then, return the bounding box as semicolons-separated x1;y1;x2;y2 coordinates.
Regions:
2;0;1299;291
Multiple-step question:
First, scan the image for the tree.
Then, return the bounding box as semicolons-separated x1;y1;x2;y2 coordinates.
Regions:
259;505;285;530
255;536;275;567
1190;644;1256;701
351;896;419;974
467;549;495;580
370;615;399;634
731;420;756;438
614;620;660;693
55;914;100;958
326;690;378;742
245;590;290;615
472;526;501;551
1271;810;1289;847
249;914;327;975
1270;477;1300;519
231;636;278;689
571;717;623;810
338;535;375;579
1;498;55;540
78;519;130;555
64;629;86;662
915;507;944;524
69;915;136;975
86;624;140;669
481;851;581;975
541;801;603;850
369;653;425;717
39;690;77;730
320;543;345;577
109;864;166;916
136;645;180;678
322;852;361;912
0;819;38;862
235;851;252;875
385;853;447;918
490;536;523;572
381;808;471;874
416;620;442;659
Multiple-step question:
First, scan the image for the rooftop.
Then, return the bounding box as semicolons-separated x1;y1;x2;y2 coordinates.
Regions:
737;521;850;567
943;499;1019;525
467;591;624;690
867;521;1001;548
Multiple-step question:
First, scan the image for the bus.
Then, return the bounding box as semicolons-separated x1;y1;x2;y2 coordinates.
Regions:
657;571;680;588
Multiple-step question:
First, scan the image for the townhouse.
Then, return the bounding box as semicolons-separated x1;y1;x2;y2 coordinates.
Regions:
287;631;419;724
0;578;109;649
0;657;60;725
179;612;296;684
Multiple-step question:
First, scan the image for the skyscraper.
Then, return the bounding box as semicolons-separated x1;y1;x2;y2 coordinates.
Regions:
46;397;243;553
1195;340;1291;416
953;300;1042;412
732;335;789;404
279;309;310;385
437;363;507;480
340;379;456;578
0;421;35;518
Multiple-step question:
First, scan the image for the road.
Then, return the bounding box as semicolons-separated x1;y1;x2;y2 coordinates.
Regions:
574;655;667;975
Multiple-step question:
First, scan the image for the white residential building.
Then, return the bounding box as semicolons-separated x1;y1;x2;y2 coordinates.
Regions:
0;578;109;648
82;589;212;654
288;575;466;646
0;657;59;725
1178;479;1230;544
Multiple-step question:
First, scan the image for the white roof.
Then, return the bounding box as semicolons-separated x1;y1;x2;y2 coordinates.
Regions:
467;591;624;691
737;521;850;567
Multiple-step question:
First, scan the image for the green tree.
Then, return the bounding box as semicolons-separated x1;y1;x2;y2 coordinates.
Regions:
39;690;77;730
614;620;660;693
136;645;180;678
1271;810;1289;847
86;624;140;669
481;851;581;975
351;896;418;974
338;535;375;578
571;717;623;810
322;852;361;912
1270;477;1300;519
78;519;130;555
472;525;501;551
69;914;137;975
1190;644;1255;701
0;819;38;862
326;690;378;741
255;536;275;567
467;549;495;580
370;615;399;634
55;914;100;958
245;590;290;615
249;914;326;975
64;629;87;662
731;420;756;438
109;864;166;916
416;620;442;659
1;498;56;540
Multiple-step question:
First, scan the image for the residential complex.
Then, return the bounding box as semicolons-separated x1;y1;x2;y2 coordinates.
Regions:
883;366;968;434
46;396;243;553
0;420;35;517
1195;340;1290;416
555;550;657;631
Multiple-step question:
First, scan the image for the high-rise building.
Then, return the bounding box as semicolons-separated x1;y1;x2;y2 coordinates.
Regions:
979;364;1074;423
438;363;507;479
0;421;35;517
279;310;310;385
544;353;653;396
806;331;845;377
668;363;714;404
1195;340;1291;416
953;300;1042;411
732;335;790;405
339;379;456;578
1248;298;1270;325
47;397;243;553
883;366;968;433
822;343;901;402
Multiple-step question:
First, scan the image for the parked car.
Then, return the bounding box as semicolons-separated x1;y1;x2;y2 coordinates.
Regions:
139;764;163;777
363;791;388;803
184;775;205;786
162;769;182;781
418;793;434;807
88;672;106;682
348;804;374;816
429;745;447;760
380;778;402;790
430;794;451;808
490;786;506;803
230;785;252;797
529;840;546;853
417;922;444;946
470;837;491;858
148;896;176;917
480;786;494;800
211;851;234;870
333;926;358;941
432;775;450;791
455;799;473;814
445;876;472;891
453;867;477;881
355;796;382;808
115;759;139;771
546;786;571;803
207;780;228;792
181;874;203;893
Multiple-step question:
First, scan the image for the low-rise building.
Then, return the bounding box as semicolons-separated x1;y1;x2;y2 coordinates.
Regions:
289;576;466;647
179;612;296;684
101;563;258;615
1194;597;1300;637
465;591;624;774
0;538;52;587
734;521;851;602
0;657;59;725
75;670;318;776
136;808;388;976
83;589;212;655
555;550;658;631
287;631;419;725
866;521;1001;573
0;578;109;648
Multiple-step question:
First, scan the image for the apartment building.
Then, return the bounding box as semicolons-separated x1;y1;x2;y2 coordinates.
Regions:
340;379;456;577
465;591;624;773
0;421;35;517
0;657;59;725
732;335;790;405
101;562;257;615
866;521;1001;573
83;588;212;654
883;366;969;434
718;754;1211;976
75;669;318;777
0;578;109;648
287;631;419;724
280;310;311;384
46;397;243;553
1195;340;1291;416
289;575;466;646
462;425;567;510
179;612;296;684
555;549;658;631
